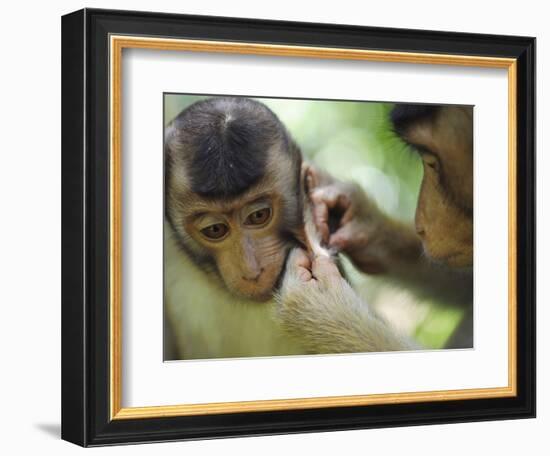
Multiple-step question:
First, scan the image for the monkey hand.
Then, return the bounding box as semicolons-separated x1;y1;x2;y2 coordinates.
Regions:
307;173;394;273
274;247;416;353
281;247;346;290
305;163;423;274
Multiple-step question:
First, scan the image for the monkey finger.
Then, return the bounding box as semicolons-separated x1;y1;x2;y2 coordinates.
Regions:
311;254;343;285
312;187;352;218
286;247;312;273
312;200;330;243
311;186;353;244
340;200;357;226
296;265;313;282
284;248;314;284
328;226;353;250
310;186;339;208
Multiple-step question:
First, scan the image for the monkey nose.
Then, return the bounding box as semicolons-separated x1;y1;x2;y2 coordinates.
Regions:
242;268;264;282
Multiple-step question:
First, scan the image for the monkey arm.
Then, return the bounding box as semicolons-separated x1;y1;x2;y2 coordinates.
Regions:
337;212;473;349
349;215;473;308
274;249;418;354
308;176;472;308
381;251;474;309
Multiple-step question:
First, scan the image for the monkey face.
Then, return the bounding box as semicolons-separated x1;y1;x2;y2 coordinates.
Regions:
165;97;304;300
166;153;303;301
184;192;294;301
403;106;473;268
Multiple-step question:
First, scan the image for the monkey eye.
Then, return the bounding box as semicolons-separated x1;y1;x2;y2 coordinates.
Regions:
245;208;272;226
200;223;229;240
421;153;440;171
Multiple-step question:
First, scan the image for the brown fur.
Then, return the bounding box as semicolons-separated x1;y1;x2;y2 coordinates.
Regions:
165;102;474;359
402;106;473;268
275;106;475;352
166;144;302;301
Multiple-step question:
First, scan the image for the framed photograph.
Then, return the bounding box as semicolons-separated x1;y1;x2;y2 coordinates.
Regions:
61;8;535;447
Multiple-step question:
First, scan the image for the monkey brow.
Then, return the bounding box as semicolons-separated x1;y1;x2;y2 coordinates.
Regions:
185;192;274;219
409;142;440;159
390;104;440;136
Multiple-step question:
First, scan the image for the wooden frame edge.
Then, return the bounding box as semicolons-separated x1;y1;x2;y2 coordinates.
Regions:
108;35;518;420
507;61;518;397
110;35;122;420
112;386;515;420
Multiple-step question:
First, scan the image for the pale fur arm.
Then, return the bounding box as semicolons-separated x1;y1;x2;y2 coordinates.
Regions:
274;250;418;354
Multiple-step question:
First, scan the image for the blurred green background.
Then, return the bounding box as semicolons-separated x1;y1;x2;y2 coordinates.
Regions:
165;94;464;349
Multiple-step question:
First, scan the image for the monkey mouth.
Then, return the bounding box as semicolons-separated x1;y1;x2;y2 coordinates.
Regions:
423;246;472;270
239;287;273;302
441;253;473;269
235;267;285;302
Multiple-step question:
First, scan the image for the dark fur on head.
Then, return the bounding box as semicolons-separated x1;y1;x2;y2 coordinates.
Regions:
165;97;295;199
390;104;440;136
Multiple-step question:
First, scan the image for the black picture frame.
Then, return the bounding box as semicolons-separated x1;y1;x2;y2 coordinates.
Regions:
62;7;535;447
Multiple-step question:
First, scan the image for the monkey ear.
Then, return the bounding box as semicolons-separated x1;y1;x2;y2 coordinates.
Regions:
296;161;333;259
300;162;314;196
301;162;334;195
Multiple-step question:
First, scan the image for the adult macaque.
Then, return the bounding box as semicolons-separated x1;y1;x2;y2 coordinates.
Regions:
277;104;474;350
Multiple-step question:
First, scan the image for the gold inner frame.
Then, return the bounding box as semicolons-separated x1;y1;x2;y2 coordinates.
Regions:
109;35;518;420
